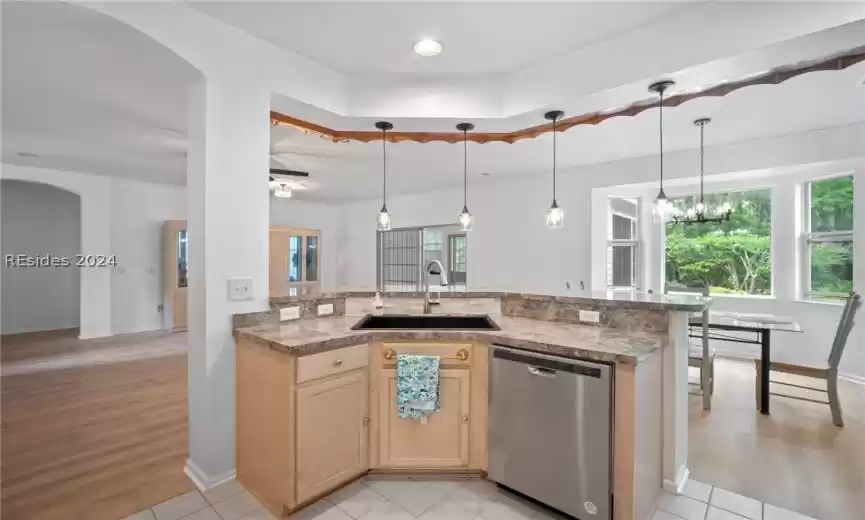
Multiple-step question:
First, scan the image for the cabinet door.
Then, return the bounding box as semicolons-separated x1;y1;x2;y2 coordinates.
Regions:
296;369;369;504
379;368;471;468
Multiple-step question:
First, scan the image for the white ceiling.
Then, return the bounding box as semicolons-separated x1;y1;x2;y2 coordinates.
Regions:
191;2;688;75
1;2;199;184
2;1;863;201
269;62;865;201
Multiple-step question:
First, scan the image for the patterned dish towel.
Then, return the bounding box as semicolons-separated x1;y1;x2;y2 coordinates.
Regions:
396;354;441;420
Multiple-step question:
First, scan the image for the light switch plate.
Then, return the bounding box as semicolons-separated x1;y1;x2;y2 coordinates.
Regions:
317;303;334;316
280;306;300;321
579;310;600;324
227;277;253;301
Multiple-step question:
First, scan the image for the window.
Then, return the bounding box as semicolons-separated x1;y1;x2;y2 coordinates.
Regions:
606;198;640;289
803;175;854;300
665;189;772;295
378;224;466;292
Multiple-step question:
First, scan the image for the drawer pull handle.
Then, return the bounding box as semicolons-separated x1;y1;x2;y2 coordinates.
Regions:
332;359;343;367
363;416;371;425
463;415;470;424
384;349;396;361
456;349;470;361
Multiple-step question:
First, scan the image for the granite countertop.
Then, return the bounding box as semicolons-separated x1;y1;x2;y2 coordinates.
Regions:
270;290;708;312
235;314;665;365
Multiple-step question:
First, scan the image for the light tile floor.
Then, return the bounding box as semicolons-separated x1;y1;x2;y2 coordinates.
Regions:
125;477;819;520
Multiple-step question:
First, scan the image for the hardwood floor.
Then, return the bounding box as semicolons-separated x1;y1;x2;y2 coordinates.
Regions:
1;331;193;520
690;356;865;520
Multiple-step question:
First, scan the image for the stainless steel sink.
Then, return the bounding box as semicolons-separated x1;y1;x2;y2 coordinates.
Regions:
351;314;500;331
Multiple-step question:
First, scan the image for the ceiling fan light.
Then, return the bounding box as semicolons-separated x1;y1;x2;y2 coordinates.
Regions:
270;181;293;198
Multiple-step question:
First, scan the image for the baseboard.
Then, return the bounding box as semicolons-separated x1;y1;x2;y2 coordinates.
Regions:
1;327;80;341
184;459;236;491
840;372;865;386
663;466;689;495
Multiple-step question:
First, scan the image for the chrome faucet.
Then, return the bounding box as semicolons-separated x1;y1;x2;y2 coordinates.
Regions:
423;259;449;314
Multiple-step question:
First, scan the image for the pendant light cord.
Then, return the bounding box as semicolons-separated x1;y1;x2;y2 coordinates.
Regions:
552;115;557;202
381;128;387;206
699;121;705;205
659;90;664;192
463;127;468;207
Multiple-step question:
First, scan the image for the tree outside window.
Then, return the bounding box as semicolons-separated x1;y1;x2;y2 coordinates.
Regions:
665;189;772;295
804;175;854;300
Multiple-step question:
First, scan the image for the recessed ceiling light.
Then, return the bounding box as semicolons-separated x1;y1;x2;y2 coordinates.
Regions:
414;39;442;57
17;152;39;158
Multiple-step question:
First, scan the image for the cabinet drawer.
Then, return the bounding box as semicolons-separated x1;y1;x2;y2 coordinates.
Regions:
297;344;369;384
381;342;473;368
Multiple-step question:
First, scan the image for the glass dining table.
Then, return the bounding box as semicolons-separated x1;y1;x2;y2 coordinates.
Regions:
688;311;802;414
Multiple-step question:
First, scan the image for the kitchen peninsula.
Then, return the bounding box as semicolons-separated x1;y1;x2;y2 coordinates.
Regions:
233;291;707;520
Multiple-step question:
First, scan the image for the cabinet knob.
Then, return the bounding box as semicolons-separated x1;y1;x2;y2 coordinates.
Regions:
384;348;397;361
363;416;371;425
462;415;470;424
332;359;343;367
456;349;470;361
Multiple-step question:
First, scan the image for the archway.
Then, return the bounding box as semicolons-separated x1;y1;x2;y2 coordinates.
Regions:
1;179;81;336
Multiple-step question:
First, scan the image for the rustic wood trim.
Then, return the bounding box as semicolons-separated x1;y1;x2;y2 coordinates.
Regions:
271;45;865;145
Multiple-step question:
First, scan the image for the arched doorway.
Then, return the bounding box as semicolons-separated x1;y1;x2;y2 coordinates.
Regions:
1;179;81;336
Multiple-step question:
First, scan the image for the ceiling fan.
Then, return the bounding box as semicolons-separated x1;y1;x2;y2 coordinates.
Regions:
269;168;310;199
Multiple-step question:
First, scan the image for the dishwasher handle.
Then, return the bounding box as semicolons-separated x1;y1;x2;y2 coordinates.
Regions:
527;366;557;378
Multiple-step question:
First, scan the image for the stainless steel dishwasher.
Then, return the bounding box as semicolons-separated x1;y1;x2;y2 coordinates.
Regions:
488;345;613;520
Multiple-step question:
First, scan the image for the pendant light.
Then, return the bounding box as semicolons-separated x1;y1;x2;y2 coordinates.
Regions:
648;80;675;223
375;121;393;231
673;118;733;225
544;110;564;229
456;122;474;231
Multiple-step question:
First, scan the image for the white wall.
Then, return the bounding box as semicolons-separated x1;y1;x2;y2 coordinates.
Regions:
1;180;81;334
338;171;593;296
110;178;186;333
270;197;341;292
0;164;185;336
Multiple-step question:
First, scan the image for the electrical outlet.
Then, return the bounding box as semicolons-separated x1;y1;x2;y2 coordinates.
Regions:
280;306;300;321
317;303;334;316
227;277;253;301
579;310;600;324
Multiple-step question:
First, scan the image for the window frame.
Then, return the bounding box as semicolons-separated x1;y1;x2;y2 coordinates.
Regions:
606;199;641;290
801;174;854;301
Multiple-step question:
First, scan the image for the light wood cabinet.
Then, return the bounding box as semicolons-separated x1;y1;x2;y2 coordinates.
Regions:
378;368;471;468
296;369;369;504
238;339;488;518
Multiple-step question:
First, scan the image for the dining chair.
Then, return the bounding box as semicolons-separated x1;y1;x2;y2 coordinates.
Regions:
666;284;714;409
755;292;861;427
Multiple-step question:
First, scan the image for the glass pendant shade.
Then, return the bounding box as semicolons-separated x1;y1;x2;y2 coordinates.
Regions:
458;206;473;231
377;205;391;231
545;201;564;229
653;191;672;223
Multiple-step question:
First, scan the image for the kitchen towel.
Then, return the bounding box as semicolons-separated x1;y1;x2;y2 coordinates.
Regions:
396;354;441;420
